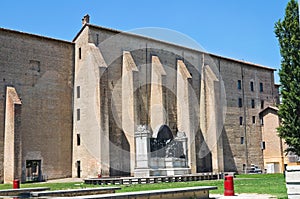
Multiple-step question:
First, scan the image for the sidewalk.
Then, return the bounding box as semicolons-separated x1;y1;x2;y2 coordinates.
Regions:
210;193;276;199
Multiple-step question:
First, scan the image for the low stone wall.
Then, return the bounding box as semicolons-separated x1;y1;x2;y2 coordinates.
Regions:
57;186;217;199
286;166;300;199
31;187;121;197
85;173;222;185
0;187;50;196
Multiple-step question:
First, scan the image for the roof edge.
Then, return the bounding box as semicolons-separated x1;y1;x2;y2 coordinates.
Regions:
0;27;74;45
73;23;88;42
259;106;279;115
75;23;277;71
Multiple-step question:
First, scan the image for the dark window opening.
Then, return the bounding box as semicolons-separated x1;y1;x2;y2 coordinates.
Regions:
96;34;99;46
239;116;243;125
260;82;263;92
77;109;80;121
241;137;244;144
77;134;81;146
250;81;254;91
238;80;242;90
238;98;243;107
26;160;42;182
76;161;81;178
243;164;246;172
261;100;264;109
77;86;80;98
79;48;82;59
252;116;256;124
251;99;255;108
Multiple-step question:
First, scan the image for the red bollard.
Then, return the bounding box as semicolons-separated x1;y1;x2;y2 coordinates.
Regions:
13;179;20;189
224;175;234;196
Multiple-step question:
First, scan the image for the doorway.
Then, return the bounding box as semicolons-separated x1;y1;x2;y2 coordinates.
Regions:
26;160;42;182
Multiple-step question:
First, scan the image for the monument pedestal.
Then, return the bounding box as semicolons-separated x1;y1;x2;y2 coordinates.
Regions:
134;125;191;177
134;169;151;178
134;125;151;177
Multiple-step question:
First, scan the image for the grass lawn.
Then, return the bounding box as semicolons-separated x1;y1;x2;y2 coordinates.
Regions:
117;174;287;198
234;174;287;198
0;174;287;198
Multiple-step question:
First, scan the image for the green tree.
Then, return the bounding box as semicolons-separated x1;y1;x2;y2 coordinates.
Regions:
275;0;300;155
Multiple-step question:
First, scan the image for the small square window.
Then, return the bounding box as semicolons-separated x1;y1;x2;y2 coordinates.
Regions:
238;98;243;107
260;82;263;92
237;80;242;90
252;116;256;124
239;116;243;125
29;60;41;72
251;99;255;108
250;81;254;91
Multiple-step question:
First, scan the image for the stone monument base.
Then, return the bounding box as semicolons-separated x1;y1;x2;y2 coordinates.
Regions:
134;168;151;178
134;168;191;177
150;168;191;176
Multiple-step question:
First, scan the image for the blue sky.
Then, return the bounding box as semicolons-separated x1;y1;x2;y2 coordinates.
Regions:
0;1;290;83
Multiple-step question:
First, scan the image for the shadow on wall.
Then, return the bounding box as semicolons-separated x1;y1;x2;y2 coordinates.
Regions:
109;128;131;177
222;127;237;172
195;127;237;173
196;128;212;172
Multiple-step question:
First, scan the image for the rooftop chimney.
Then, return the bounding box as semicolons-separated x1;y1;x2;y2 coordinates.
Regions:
82;14;90;26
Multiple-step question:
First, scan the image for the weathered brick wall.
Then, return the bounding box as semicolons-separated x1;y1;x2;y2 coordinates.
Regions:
75;25;278;176
0;28;74;181
0;24;279;180
219;58;277;172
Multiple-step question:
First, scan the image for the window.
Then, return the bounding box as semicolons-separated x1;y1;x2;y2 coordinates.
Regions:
79;47;82;59
25;160;41;182
77;86;80;98
261;141;266;150
261;100;264;109
241;137;244;144
76;161;81;178
77;109;80;121
239;116;243;125
29;60;41;72
77;134;81;146
237;80;242;90
250;81;254;91
238;98;243;107
260;115;264;125
96;34;99;46
251;99;255;108
252;116;256;124
260;82;263;92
